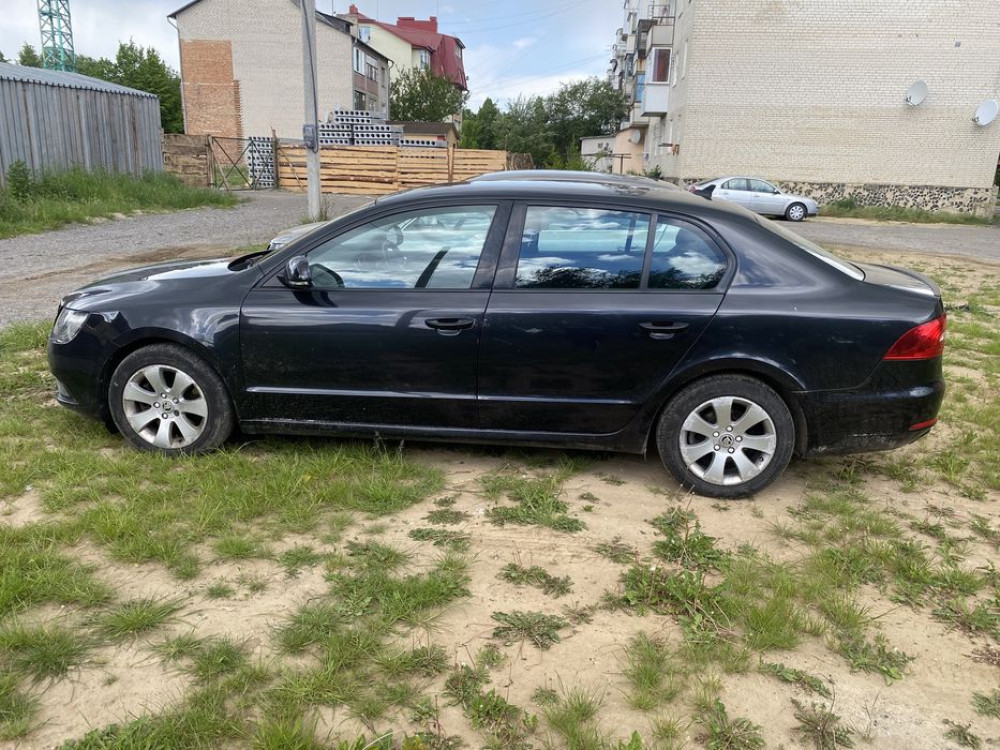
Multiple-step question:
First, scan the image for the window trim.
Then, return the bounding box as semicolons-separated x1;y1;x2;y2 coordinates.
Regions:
493;202;734;294
258;201;512;292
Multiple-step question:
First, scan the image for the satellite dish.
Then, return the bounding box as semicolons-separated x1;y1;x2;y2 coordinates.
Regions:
905;80;927;106
973;99;999;126
629;130;642;144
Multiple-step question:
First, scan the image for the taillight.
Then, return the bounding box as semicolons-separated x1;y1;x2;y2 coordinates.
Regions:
883;314;946;360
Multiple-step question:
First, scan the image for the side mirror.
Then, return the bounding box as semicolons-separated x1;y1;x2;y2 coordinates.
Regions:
281;256;312;288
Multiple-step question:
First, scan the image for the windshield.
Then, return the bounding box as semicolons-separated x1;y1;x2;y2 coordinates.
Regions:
756;217;864;280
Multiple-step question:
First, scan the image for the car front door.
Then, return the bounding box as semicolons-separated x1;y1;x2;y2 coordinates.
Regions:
716;178;752;208
749;179;786;215
239;203;508;429
477;204;728;436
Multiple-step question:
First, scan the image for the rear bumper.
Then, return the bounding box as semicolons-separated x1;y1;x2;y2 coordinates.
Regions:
794;360;944;456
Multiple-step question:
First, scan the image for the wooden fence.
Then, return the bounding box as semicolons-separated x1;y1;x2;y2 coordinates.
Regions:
276;145;508;195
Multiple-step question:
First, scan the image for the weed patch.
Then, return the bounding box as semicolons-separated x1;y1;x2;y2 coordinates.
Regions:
482;471;584;532
498;562;573;597
491;611;569;650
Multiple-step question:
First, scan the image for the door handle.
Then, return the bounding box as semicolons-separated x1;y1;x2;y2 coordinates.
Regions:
640;321;689;340
426;317;475;335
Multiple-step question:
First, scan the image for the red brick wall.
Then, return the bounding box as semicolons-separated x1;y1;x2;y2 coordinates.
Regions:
179;39;242;139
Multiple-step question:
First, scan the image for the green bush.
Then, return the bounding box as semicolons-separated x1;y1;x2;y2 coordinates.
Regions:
7;161;33;202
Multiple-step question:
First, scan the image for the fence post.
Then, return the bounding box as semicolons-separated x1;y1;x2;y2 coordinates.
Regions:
272;129;280;190
447;146;455;183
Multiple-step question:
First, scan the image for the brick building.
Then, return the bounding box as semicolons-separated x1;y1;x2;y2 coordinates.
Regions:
169;0;389;140
608;0;1000;214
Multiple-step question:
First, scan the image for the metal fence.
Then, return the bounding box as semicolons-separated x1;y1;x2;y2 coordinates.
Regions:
0;63;163;187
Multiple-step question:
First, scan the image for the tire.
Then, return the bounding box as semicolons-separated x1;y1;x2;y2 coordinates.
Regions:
785;202;807;222
655;375;794;499
108;344;234;455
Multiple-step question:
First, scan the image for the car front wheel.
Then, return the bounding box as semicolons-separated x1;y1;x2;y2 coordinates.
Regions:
108;344;234;455
785;202;807;222
656;375;794;498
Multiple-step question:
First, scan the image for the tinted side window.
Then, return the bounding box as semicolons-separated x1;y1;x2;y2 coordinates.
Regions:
748;179;775;193
723;179;749;191
306;206;496;289
648;221;727;290
515;206;650;289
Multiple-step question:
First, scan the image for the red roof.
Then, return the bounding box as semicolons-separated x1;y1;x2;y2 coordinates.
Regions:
348;5;467;91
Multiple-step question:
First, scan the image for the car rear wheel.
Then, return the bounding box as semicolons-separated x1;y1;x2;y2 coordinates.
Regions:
108;344;234;455
785;202;807;222
656;375;794;498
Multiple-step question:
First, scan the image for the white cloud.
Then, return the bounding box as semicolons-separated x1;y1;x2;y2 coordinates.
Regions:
511;36;536;50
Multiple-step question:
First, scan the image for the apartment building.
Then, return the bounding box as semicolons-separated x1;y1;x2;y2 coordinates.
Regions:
169;0;389;140
339;6;467;92
607;0;1000;214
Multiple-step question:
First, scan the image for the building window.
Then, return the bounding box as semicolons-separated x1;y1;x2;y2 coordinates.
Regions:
366;61;378;80
651;48;670;83
353;47;364;74
354;90;366;110
359;25;371;43
635;72;645;104
418;49;431;68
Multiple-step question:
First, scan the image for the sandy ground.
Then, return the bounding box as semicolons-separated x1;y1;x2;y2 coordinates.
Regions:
2;251;1000;748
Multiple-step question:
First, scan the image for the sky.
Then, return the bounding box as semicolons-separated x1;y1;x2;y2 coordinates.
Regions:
0;0;623;110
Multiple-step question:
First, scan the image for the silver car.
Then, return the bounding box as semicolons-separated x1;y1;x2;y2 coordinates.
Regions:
689;177;818;221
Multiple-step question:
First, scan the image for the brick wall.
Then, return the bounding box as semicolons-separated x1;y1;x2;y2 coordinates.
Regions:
650;0;1000;212
178;40;241;139
175;0;367;139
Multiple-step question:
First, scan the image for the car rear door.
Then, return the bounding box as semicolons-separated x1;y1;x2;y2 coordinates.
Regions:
239;202;509;429
477;204;729;436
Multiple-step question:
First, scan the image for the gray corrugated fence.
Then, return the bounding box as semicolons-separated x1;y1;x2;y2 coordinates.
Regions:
0;63;163;187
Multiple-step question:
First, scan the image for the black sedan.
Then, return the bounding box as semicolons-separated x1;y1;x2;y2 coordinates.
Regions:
48;178;945;498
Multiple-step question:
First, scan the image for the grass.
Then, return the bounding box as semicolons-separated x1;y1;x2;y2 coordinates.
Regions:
92;597;183;641
0;623;92;681
0;673;35;740
481;469;585;532
498;562;573;597
622;633;684;710
408;527;471;552
972;688;1000;719
594;537;637;564
0;166;240;239
820;197;995;225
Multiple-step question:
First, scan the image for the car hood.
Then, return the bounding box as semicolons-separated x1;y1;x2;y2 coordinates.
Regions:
61;257;244;311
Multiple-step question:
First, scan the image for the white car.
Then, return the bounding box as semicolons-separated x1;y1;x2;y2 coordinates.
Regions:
689;177;818;221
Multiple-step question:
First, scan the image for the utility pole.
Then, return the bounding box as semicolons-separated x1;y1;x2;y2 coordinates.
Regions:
300;0;323;221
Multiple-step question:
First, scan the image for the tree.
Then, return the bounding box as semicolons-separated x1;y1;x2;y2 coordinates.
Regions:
476;98;501;150
18;43;42;68
389;67;468;122
546;78;627;162
0;50;7;63
108;42;183;133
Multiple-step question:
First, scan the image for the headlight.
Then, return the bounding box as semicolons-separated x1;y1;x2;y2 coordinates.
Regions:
51;308;89;344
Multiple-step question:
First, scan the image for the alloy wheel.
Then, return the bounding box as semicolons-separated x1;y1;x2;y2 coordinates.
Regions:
678;396;777;486
121;364;209;449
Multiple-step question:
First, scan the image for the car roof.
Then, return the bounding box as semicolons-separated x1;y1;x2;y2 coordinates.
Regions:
708;176;775;183
373;178;754;221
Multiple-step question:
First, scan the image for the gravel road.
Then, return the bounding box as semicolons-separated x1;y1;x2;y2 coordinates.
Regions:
0;191;369;325
1;193;998;326
794;216;1000;263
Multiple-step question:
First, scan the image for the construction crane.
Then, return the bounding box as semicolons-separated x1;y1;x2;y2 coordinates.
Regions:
38;0;76;72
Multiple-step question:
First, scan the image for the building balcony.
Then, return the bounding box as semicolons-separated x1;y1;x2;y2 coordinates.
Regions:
639;81;670;117
645;23;674;54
